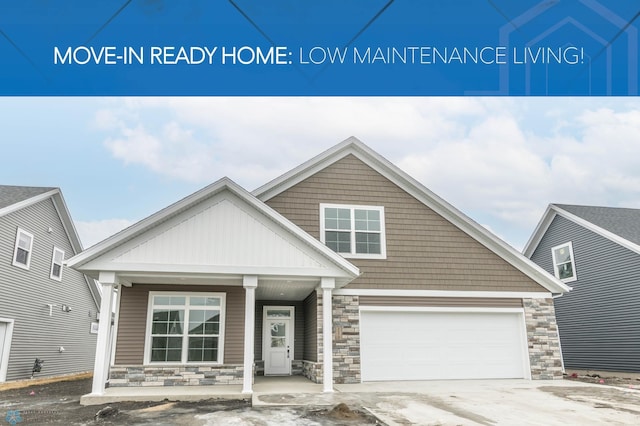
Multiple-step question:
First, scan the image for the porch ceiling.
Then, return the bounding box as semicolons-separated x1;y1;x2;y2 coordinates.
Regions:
256;279;318;301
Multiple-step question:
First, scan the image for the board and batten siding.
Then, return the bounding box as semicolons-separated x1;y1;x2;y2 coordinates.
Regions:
0;198;98;381
266;154;547;292
530;215;640;372
114;284;245;365
254;300;304;361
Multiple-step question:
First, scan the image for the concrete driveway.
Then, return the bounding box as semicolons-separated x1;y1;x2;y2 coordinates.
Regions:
252;379;640;425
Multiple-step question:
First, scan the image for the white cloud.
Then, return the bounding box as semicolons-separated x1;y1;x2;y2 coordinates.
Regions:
92;97;640;249
75;219;134;249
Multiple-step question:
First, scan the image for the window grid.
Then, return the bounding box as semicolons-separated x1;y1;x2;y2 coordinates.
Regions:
551;242;577;283
147;294;224;364
12;228;34;270
50;247;65;281
321;204;386;258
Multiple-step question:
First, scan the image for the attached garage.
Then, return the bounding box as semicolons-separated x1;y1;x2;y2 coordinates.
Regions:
359;308;531;381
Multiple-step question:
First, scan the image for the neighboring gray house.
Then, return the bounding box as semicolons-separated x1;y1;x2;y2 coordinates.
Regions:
524;203;640;373
0;185;101;382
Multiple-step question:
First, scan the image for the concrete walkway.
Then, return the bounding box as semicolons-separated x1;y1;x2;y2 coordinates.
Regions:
81;375;322;405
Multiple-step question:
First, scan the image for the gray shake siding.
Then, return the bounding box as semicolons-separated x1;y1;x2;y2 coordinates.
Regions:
530;215;640;372
0;198;98;381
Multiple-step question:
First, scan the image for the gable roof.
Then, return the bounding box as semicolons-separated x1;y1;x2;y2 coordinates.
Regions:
0;185;102;307
0;185;56;210
523;203;640;258
254;136;571;295
67;177;360;285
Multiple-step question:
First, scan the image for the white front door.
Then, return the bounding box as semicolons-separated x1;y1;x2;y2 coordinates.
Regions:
263;307;294;375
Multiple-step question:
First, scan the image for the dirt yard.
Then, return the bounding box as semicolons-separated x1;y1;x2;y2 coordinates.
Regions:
0;377;380;425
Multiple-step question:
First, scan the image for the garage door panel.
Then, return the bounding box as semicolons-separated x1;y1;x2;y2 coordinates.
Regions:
360;310;528;381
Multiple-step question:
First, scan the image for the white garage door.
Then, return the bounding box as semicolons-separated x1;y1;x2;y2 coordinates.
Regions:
360;310;529;381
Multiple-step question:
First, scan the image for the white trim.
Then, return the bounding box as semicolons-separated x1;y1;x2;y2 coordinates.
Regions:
12;227;34;270
524;204;640;258
334;289;553;299
0;318;15;382
320;203;387;259
78;263;351;278
144;291;226;365
262;306;295;376
67;178;359;281
242;276;257;393
110;287;121;367
321;277;334;392
551;241;578;283
253;137;569;295
518;311;533;380
50;246;65;281
0;189;58;218
522;204;556;257
358;307;532;381
359;306;526;314
91;282;116;395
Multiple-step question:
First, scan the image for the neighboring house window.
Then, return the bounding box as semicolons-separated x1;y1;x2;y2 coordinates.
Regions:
551;242;577;282
50;247;65;281
320;204;386;259
145;293;225;364
12;228;34;269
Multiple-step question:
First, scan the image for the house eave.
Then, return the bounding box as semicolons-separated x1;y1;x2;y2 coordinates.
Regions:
254;137;570;295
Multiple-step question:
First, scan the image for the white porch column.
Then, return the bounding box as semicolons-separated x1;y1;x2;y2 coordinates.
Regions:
91;272;118;395
242;275;258;394
321;277;335;392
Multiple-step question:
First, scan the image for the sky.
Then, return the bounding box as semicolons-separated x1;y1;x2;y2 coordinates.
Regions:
1;97;639;251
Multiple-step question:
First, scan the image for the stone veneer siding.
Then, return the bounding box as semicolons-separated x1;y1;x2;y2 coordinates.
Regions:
302;360;322;383
524;298;564;379
108;365;243;387
332;295;361;384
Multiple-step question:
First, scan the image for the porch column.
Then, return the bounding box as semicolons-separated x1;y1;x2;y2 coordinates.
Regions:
321;277;335;392
242;275;258;394
91;272;118;395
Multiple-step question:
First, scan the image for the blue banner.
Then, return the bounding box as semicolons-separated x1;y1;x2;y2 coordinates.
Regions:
0;1;637;95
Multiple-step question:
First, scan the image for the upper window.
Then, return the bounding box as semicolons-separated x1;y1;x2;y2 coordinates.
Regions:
551;242;577;282
12;228;34;269
145;293;225;364
320;204;386;259
50;247;65;281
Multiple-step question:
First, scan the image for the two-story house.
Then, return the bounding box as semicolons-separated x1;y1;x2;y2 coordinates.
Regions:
524;203;640;373
68;138;569;399
0;185;101;382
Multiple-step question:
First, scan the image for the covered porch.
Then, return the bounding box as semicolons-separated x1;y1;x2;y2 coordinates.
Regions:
66;179;359;399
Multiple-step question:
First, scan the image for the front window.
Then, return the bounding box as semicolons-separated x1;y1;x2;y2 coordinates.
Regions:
50;247;65;281
12;228;34;269
320;204;386;259
146;293;225;364
551;242;577;282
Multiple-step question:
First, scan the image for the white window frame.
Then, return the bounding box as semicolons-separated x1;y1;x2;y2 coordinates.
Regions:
551;241;577;283
320;203;387;259
144;292;226;365
50;247;65;281
12;228;34;270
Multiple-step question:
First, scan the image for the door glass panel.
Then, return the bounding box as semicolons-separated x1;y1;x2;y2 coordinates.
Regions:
270;322;286;347
266;309;291;318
